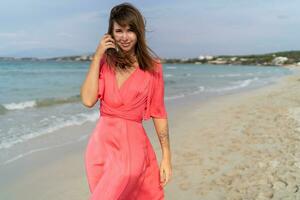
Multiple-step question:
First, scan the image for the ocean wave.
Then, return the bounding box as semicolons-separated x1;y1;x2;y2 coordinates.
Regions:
3;100;36;110
164;74;173;77
165;86;205;100
207;77;259;92
1;95;81;112
0;111;99;150
210;73;259;78
211;73;242;78
166;66;177;69
165;94;185;100
190;86;205;94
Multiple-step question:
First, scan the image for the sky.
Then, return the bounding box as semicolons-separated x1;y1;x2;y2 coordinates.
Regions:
1;0;300;59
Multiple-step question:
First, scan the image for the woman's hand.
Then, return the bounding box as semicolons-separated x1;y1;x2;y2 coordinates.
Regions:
160;156;172;187
94;33;116;58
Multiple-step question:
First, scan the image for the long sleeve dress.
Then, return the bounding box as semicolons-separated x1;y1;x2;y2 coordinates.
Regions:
84;56;168;200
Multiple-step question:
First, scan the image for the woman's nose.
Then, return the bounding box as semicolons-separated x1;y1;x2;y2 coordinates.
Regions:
121;32;129;40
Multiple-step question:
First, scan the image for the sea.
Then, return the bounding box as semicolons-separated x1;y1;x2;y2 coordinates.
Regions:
0;60;293;165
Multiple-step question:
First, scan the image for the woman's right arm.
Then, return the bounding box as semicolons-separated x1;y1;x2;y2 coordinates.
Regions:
80;34;115;108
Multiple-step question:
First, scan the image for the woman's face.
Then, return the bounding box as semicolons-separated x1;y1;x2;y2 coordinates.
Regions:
112;21;137;54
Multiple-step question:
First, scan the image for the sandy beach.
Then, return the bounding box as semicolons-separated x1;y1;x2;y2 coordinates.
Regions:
167;66;300;200
1;66;300;200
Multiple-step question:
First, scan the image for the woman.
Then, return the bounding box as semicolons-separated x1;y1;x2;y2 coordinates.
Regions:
80;2;172;200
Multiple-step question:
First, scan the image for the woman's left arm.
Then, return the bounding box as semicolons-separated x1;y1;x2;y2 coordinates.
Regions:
153;117;172;187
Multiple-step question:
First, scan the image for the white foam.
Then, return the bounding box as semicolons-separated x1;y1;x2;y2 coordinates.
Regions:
212;73;242;78
207;77;259;92
166;66;177;69
164;74;173;77
3;100;36;110
188;86;205;95
165;94;185;100
0;111;99;150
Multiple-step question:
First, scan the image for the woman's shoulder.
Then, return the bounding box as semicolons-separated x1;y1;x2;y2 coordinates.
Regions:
99;54;112;72
152;58;163;73
97;55;110;78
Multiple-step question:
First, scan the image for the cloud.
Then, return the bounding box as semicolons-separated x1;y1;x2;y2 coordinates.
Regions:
0;30;26;38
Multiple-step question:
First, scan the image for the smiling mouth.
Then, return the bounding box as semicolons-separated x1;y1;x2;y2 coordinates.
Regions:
121;43;130;47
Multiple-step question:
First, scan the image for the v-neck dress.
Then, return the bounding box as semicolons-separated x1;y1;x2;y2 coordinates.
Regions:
84;56;168;200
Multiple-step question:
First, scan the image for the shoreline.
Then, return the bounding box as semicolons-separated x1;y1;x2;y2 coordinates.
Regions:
0;63;292;159
1;65;292;167
0;66;300;199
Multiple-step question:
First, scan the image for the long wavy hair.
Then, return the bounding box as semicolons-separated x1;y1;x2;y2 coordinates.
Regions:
105;2;161;73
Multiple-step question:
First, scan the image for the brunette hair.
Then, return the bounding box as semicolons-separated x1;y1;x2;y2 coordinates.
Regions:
105;2;161;73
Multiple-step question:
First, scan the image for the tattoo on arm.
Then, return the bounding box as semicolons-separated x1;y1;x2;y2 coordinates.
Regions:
157;126;170;149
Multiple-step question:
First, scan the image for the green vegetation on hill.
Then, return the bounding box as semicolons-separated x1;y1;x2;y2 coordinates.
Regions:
1;50;300;67
164;50;300;66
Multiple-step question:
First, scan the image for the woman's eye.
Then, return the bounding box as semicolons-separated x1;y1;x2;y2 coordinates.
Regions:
115;29;133;33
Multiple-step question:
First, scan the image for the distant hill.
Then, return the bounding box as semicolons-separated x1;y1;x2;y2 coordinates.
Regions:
164;50;300;66
1;50;300;67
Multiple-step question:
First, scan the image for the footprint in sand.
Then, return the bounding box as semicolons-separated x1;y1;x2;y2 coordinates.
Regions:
179;181;191;190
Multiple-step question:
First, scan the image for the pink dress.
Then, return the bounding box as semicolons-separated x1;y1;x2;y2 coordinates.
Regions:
84;57;168;200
